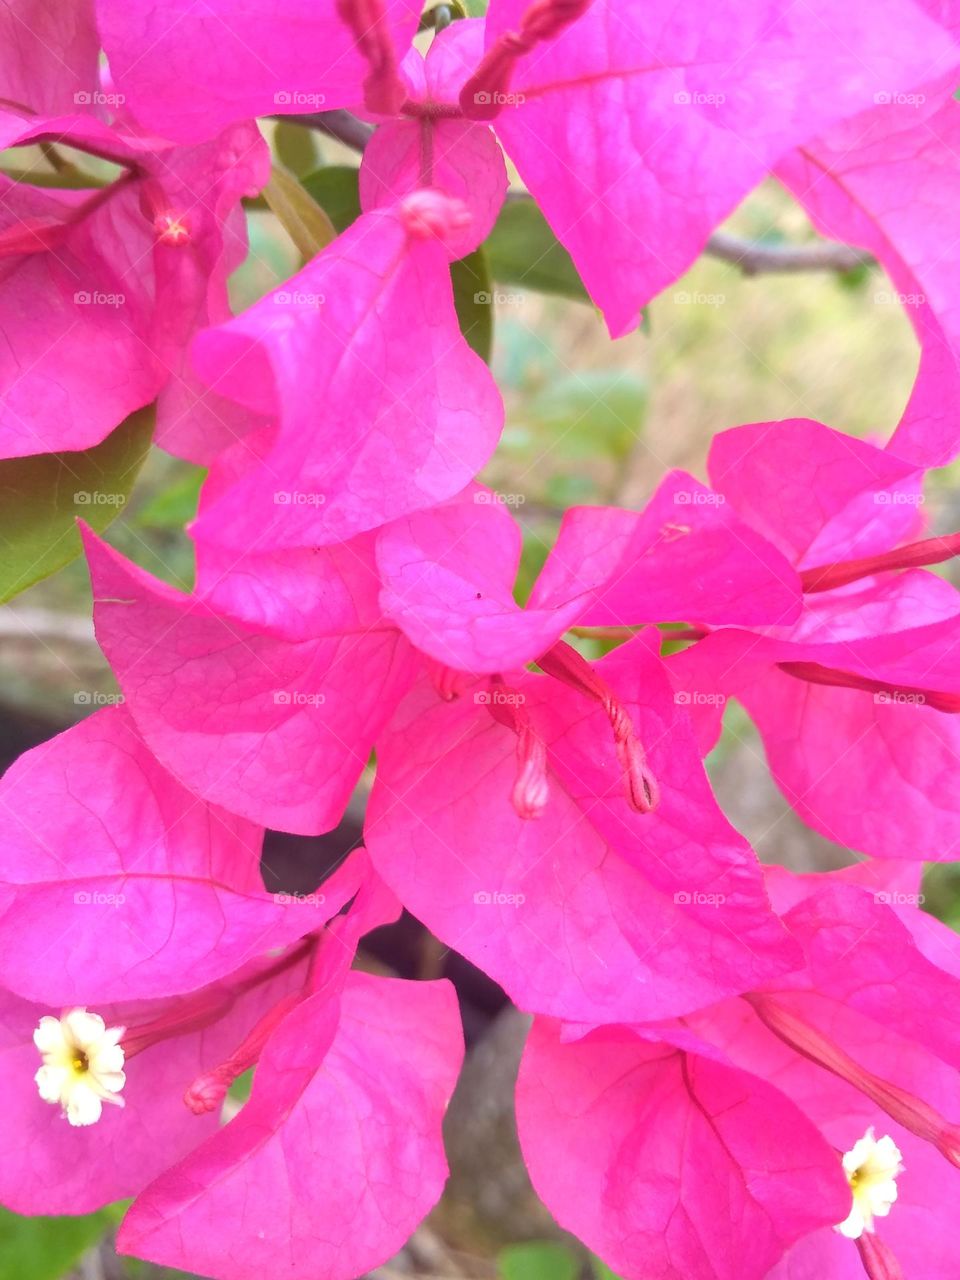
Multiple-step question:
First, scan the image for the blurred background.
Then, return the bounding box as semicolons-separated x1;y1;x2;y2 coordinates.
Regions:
1;117;958;1280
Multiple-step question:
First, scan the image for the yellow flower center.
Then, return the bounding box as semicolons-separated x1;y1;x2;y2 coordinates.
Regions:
33;1008;126;1127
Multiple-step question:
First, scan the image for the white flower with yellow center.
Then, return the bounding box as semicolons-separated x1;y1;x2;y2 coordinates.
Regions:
835;1126;904;1239
34;1008;126;1127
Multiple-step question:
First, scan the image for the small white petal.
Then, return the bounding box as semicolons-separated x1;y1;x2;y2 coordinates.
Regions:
33;1016;68;1055
63;1008;107;1049
35;1064;68;1104
93;1070;126;1094
65;1084;103;1127
836;1201;867;1240
91;1043;125;1074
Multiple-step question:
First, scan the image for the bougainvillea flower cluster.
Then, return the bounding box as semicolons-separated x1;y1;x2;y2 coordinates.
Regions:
3;0;960;1277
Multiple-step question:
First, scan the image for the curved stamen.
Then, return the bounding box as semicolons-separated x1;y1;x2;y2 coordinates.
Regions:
184;992;302;1114
123;938;314;1059
855;1231;905;1280
459;0;591;120
482;678;550;819
746;993;960;1168
779;661;960;714
536;640;659;812
800;531;960;594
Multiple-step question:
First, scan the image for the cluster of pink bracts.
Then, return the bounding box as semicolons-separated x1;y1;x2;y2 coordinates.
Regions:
3;0;960;1277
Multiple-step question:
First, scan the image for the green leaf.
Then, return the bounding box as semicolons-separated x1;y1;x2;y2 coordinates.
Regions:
0;1206;110;1280
498;1241;579;1280
836;261;872;292
0;406;154;603
591;1257;625;1280
451;247;494;362
301;165;362;235
486;199;590;301
135;464;206;529
263;163;337;259
273;121;320;178
229;1066;255;1103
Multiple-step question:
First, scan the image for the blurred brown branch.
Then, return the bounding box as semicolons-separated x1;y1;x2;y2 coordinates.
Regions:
274;109;374;151
284;111;875;277
705;230;873;275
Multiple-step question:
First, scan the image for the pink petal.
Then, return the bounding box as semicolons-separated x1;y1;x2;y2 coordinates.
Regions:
676;586;960;859
763;869;960;1070
530;470;802;627
97;0;422;142
0;117;267;461
0;0;99;115
189;205;503;548
0;706;365;1003
482;0;958;335
118;973;463;1280
367;634;798;1022
517;1018;849;1280
707;419;924;568
376;488;586;672
85;530;417;834
0;176;162;459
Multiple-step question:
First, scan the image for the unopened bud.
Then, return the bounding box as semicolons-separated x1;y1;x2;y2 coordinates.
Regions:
400;190;472;244
184;1070;229;1115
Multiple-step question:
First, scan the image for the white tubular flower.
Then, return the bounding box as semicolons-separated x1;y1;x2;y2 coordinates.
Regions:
34;1008;126;1126
835;1126;904;1239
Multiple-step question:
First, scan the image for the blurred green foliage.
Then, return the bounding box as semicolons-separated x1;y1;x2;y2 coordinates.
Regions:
0;407;153;603
0;1206;113;1280
498;1240;579;1280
